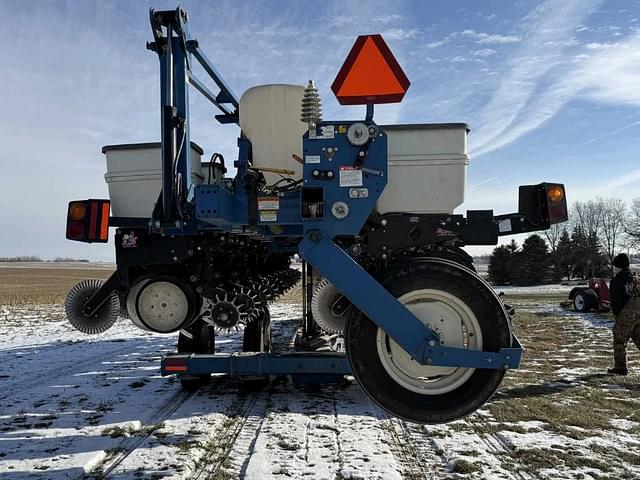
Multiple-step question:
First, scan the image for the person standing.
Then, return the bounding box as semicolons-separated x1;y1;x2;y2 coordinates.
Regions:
608;253;640;375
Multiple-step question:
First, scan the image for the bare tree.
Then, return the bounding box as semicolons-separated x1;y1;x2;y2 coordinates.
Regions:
625;198;640;248
572;200;603;236
571;200;605;278
598;197;626;269
544;223;563;253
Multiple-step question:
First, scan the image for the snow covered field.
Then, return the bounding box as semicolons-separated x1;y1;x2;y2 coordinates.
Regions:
1;287;640;479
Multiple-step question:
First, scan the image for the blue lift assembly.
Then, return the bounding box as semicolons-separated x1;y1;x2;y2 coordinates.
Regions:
64;7;568;423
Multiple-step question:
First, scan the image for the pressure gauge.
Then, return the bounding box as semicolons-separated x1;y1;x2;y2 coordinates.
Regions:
347;122;370;146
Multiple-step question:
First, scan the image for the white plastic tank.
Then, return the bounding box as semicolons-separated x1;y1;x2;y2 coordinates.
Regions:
103;142;204;218
239;84;306;184
377;124;469;214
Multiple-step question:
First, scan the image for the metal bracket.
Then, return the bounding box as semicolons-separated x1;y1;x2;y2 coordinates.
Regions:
82;272;123;316
161;352;351;376
299;233;522;369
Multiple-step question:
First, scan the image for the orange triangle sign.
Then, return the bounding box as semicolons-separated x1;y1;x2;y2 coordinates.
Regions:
331;34;410;105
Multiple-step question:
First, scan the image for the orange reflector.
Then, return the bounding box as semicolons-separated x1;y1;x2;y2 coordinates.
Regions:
547;184;564;203
331;34;410;105
165;365;188;372
69;203;87;221
99;201;110;241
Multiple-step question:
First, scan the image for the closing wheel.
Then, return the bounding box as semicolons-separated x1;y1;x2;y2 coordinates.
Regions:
65;279;120;334
345;259;511;424
243;308;271;353
177;319;215;391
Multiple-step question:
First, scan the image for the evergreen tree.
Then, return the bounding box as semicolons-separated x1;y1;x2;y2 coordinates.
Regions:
555;228;573;280
512;234;550;285
488;243;517;285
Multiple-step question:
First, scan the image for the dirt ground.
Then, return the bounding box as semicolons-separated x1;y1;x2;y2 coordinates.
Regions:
0;264;113;305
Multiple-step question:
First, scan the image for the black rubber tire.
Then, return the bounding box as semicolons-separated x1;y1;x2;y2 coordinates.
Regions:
573;291;591;312
243;308;271;353
177;319;215;391
345;258;511;424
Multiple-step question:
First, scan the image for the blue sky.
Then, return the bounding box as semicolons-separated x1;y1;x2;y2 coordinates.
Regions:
1;0;639;260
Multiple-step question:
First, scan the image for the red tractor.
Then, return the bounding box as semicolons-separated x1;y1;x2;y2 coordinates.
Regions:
568;278;611;312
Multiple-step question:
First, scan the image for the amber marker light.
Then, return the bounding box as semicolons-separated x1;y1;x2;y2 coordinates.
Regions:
547;184;564;203
69;202;87;221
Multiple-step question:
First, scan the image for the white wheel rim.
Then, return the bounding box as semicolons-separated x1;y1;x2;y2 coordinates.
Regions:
137;281;189;331
376;289;483;396
575;295;584;310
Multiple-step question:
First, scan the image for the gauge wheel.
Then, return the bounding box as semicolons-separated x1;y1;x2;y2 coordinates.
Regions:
345;258;511;424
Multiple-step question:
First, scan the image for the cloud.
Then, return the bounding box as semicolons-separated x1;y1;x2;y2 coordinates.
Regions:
372;14;403;24
469;176;498;189
381;28;420;40
461;29;521;44
600;169;640;191
469;0;607;157
579;119;640;146
474;48;496;57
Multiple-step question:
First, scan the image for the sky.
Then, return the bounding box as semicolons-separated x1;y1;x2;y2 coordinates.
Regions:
0;0;639;260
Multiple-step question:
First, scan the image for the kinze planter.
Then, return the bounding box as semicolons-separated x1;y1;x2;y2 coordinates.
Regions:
64;7;568;423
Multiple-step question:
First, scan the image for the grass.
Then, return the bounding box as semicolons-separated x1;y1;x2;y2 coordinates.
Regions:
471;293;640;477
0;265;113;305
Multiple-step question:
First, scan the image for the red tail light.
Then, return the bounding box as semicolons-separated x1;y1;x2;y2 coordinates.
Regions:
545;183;568;224
518;183;568;228
66;199;111;243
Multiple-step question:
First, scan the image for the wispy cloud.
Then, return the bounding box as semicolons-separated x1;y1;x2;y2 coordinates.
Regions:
470;0;605;157
580;119;640;146
600;169;640;191
474;48;496;57
461;29;521;44
469;176;498;189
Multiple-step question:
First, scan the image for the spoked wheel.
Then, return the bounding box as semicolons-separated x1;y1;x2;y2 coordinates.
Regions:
345;259;512;424
65;279;120;334
177;319;215;391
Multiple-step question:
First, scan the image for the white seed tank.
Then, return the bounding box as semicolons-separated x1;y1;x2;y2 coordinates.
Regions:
239;84;306;185
103;142;204;218
377;123;469;214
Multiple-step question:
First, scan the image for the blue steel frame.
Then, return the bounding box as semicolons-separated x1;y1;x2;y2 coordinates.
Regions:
149;7;522;375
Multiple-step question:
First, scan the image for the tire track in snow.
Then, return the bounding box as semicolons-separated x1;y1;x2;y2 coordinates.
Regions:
0;341;155;402
80;389;197;479
475;420;536;480
189;388;267;479
383;418;439;479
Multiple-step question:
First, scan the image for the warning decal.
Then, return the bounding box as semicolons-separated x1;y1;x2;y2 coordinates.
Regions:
258;197;280;210
339;166;363;187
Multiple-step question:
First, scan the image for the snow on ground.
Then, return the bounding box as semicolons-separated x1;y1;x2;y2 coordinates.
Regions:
493;284;574;295
1;284;640;479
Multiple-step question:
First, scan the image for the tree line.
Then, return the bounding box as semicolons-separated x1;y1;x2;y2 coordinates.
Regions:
488;197;639;285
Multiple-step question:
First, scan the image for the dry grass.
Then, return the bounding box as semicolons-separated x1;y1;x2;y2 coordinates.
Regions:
0;266;113;305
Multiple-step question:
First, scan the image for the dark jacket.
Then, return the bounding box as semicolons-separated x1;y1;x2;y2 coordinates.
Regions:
610;269;634;315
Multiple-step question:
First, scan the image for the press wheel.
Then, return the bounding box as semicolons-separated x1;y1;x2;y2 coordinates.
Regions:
177;319;215;391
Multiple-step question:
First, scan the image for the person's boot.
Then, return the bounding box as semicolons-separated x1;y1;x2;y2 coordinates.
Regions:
607;367;628;375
